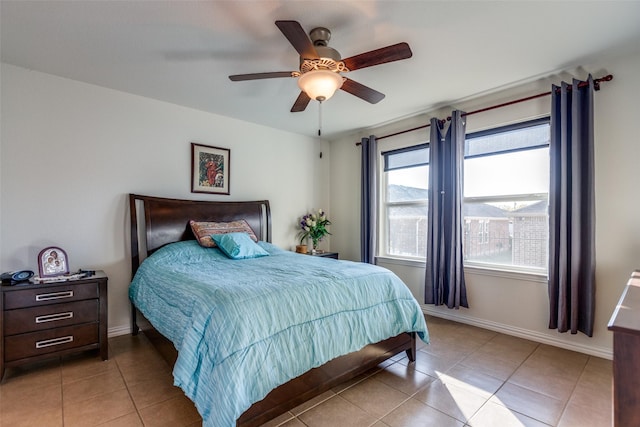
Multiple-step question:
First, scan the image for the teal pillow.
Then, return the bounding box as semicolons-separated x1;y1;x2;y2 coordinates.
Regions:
211;232;269;260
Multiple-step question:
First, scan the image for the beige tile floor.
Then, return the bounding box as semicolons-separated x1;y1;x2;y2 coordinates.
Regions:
0;316;612;427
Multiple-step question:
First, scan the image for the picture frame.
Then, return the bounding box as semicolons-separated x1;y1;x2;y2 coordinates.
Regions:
38;246;70;277
191;143;230;195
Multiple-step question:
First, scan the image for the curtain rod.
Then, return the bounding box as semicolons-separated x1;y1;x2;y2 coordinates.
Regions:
355;74;613;146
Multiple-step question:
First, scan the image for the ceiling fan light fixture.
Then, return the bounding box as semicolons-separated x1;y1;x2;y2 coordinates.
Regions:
297;69;344;102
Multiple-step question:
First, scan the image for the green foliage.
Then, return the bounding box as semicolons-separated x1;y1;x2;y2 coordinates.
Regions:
297;209;331;247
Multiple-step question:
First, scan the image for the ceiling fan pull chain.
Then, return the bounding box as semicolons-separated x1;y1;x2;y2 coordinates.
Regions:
318;100;323;136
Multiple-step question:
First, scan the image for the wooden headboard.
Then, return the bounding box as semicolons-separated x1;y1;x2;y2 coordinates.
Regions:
129;194;271;276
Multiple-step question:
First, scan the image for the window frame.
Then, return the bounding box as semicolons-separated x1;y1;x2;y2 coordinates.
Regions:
462;117;550;274
379;144;429;261
377;117;550;276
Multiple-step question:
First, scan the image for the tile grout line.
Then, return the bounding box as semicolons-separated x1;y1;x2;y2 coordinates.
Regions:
339;336;490;426
368;325;502;426
60;359;65;427
553;354;592;426
439;333;512;425
483;341;582;426
108;344;145;426
438;332;543;426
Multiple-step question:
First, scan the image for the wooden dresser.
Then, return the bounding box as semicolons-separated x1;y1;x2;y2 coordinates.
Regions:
0;271;108;379
608;270;640;427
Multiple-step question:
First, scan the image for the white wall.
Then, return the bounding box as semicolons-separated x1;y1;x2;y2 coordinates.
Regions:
0;63;329;335
329;52;640;358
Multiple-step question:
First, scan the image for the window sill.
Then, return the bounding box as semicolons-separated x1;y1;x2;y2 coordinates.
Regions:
376;256;424;268
464;264;547;283
375;256;547;283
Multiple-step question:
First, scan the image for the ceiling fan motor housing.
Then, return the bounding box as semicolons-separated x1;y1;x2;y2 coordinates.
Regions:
308;27;342;62
310;27;331;46
314;45;341;61
299;27;342;70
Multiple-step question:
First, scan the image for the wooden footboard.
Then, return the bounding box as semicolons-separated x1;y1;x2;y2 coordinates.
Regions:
132;306;416;427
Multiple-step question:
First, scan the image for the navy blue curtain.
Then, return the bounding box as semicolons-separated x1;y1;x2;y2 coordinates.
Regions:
360;135;377;264
548;75;596;336
425;112;468;308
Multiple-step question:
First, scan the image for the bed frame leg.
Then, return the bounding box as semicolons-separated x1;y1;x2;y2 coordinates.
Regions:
405;332;417;362
131;303;139;336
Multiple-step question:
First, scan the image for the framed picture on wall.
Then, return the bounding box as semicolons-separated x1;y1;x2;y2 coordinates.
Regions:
191;143;230;195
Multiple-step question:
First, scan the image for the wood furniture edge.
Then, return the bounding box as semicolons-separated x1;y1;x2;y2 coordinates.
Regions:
608;270;640;427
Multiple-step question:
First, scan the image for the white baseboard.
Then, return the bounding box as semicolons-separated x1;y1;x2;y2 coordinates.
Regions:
422;306;613;360
108;324;132;338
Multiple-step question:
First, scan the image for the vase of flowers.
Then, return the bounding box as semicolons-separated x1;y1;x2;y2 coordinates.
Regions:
297;209;331;253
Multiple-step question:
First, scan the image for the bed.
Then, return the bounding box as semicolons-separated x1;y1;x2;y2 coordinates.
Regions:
128;194;428;427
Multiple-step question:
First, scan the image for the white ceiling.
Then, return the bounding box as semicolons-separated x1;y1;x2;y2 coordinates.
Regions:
2;1;640;138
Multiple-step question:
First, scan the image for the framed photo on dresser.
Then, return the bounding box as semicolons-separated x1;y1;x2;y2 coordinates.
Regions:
191;143;230;195
37;246;69;277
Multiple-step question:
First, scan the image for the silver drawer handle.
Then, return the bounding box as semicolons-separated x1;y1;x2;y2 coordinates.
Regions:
35;335;74;349
35;311;74;324
35;290;74;301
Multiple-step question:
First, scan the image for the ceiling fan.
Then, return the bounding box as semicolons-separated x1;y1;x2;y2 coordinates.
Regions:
229;20;413;113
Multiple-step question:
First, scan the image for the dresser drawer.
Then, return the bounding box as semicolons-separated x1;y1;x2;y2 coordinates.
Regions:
4;299;99;335
3;282;99;310
4;323;98;362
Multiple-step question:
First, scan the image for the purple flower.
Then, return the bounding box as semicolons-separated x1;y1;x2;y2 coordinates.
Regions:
296;209;332;245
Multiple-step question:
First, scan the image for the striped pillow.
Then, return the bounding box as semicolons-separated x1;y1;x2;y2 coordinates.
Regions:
189;219;258;248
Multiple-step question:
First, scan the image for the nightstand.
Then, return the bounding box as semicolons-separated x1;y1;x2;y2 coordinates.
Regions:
308;251;339;259
0;270;108;379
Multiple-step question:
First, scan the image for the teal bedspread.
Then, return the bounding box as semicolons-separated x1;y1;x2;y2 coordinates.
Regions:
129;240;428;427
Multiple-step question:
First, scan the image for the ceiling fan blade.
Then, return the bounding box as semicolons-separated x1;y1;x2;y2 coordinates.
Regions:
291;91;311;112
341;78;385;104
275;20;319;59
229;71;295;81
342;42;412;71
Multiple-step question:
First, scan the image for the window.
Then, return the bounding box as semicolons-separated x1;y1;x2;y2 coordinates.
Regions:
477;220;489;244
463;118;550;271
379;117;550;273
381;144;429;258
